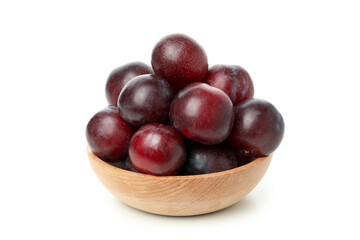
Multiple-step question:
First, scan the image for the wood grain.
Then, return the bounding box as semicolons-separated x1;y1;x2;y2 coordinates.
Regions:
87;146;272;216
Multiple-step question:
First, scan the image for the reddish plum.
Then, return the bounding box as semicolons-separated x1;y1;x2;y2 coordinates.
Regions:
86;106;135;163
129;123;186;176
105;62;153;106
227;99;285;157
181;143;237;175
170;83;234;145
203;65;254;105
151;34;208;88
117;74;173;127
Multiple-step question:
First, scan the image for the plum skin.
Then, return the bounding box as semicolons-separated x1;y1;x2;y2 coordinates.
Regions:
86;106;135;163
236;151;256;167
128;123;186;176
105;62;153;106
117;74;173;127
180;143;238;175
227;98;285;157
203;64;254;105
151;33;208;89
170;82;234;145
111;156;140;173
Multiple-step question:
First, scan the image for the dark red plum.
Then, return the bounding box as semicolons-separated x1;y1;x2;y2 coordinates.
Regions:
86;106;135;163
181;143;237;175
117;74;173;127
170;83;234;145
111;157;140;173
203;65;254;105
105;62;153;106
129;123;186;176
227;99;285;157
151;34;208;89
236;151;256;167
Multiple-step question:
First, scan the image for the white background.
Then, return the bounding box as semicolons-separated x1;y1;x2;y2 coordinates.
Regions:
1;0;359;239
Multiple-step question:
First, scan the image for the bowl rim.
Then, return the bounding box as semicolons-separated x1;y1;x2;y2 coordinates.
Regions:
87;146;272;180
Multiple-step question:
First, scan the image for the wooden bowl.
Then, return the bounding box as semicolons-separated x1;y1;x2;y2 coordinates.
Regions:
87;147;272;216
